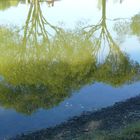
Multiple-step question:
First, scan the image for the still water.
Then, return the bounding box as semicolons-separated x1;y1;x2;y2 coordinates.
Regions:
0;0;140;139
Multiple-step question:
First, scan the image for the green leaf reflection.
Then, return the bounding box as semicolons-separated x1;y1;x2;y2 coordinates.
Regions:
0;0;139;115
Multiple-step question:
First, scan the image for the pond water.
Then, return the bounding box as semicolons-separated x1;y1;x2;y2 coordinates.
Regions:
0;0;140;139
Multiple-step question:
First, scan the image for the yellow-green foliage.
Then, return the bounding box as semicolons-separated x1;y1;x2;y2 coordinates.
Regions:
0;0;19;10
0;27;97;114
131;13;140;37
0;26;139;114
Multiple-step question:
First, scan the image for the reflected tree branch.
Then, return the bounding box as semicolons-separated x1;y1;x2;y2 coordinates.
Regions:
21;0;62;48
83;0;125;66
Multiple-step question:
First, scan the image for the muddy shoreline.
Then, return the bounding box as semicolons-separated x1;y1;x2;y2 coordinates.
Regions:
11;95;140;140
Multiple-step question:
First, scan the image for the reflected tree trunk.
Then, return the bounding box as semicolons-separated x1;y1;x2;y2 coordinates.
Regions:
83;0;125;66
22;0;62;48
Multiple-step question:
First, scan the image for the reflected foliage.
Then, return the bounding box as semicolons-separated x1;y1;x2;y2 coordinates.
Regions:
0;27;96;114
114;13;140;42
131;13;140;39
0;0;19;10
0;0;140;115
82;0;139;86
21;0;62;47
113;20;130;43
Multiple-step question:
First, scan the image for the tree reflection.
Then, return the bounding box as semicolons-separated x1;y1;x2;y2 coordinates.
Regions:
84;0;122;63
113;13;140;42
0;0;19;10
21;0;62;47
24;0;60;7
0;26;96;115
0;0;139;114
130;13;140;40
82;0;138;86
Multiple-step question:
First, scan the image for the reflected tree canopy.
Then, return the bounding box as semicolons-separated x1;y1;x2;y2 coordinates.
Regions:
82;0;139;86
0;0;19;10
114;12;140;42
131;13;140;40
0;0;139;115
0;0;59;11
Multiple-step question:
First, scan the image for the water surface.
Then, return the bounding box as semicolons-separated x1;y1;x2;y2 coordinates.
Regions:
0;0;140;139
